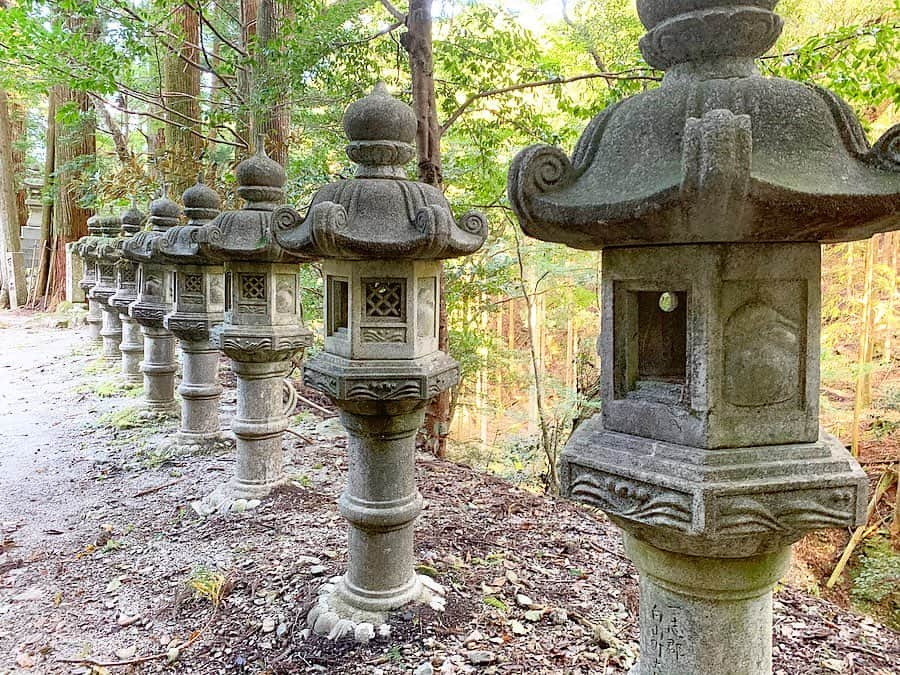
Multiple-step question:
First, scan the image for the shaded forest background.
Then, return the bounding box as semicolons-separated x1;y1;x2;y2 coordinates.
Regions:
0;0;898;627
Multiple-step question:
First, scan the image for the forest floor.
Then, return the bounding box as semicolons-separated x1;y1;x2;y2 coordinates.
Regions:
0;310;898;675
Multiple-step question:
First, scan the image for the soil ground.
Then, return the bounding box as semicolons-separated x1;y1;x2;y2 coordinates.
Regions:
0;311;898;675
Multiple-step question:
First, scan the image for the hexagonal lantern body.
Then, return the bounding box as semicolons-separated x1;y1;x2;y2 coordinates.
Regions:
153;180;230;453
191;144;314;509
274;83;487;626
86;215;124;361
324;260;439;361
110;204;146;383
507;2;900;673
123;195;182;413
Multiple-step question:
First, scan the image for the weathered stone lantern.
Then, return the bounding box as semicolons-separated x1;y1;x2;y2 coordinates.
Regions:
508;2;899;673
88;215;125;362
74;216;105;343
109;203;146;384
274;84;488;627
123;194;181;414
193;142;313;507
156;179;230;453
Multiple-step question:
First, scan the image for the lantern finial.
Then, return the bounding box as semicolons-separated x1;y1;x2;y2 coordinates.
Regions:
343;82;416;178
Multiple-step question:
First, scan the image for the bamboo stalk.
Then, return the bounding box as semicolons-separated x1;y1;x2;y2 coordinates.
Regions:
826;471;895;588
852;237;877;456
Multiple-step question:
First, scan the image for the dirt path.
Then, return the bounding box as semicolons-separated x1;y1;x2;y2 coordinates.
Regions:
0;313;94;551
0;312;897;675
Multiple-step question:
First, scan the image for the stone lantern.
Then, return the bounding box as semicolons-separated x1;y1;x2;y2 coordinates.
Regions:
74;216;105;343
156;179;230;453
87;215;125;362
273;83;488;627
193;142;313;507
123;194;181;414
508;2;899;674
109;203;146;384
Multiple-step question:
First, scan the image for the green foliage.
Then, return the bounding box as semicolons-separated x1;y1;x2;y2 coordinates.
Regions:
850;535;900;629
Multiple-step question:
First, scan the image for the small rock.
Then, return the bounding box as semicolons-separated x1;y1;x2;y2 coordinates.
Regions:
115;646;136;659
420;575;445;596
299;628;311;640
317;583;336;596
467;650;496;666
515;594;533;608
510;620;528;636
313;611;339;636
549;608;568;625
231;499;248;513
354;622;375;643
414;663;434;675
261;617;276;633
309;565;327;576
327;618;353;641
276;622;288;638
463;629;484;645
116;613;141;627
246;499;261;510
378;623;391;638
166;646;180;663
822;659;845;673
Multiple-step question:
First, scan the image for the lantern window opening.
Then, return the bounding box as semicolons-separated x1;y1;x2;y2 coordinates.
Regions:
224;272;232;312
617;287;689;406
363;278;406;321
328;277;350;337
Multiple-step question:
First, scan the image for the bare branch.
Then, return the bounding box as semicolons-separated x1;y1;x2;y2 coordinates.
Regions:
379;0;406;22
441;70;660;133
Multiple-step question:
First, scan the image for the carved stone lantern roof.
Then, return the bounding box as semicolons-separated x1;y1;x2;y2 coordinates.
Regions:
122;192;182;263
508;0;900;249
196;142;301;263
156;178;223;264
272;82;488;260
76;214;121;259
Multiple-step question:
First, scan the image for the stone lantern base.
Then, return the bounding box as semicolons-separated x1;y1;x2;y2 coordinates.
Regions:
85;297;103;343
625;535;791;675
139;326;180;414
98;302;123;361
117;314;144;384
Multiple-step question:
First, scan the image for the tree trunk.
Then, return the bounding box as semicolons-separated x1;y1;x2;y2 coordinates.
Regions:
0;86;26;308
883;231;897;362
236;0;260;158
403;0;453;457
51;78;95;304
33;90;56;306
163;1;202;194
254;0;291;166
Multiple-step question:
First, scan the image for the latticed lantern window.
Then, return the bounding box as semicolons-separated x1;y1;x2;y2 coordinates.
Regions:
183;274;203;295
364;279;405;320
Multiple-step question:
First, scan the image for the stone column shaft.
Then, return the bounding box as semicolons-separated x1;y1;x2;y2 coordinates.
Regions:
86;298;103;342
335;404;425;613
99;305;122;361
119;316;144;383
141;327;178;412
625;534;791;675
177;341;223;442
229;359;291;497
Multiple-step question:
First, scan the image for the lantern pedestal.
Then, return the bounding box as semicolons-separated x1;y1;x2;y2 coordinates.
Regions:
98;302;123;361
173;341;226;445
118;316;143;384
86;298;103;343
333;402;426;618
625;535;791;675
139;326;179;414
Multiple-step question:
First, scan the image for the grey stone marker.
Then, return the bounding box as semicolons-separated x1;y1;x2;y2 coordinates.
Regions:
274;83;487;629
74;217;105;343
87;215;125;362
109;203;146;384
122;194;181;415
155;178;231;454
507;1;900;674
192;142;313;510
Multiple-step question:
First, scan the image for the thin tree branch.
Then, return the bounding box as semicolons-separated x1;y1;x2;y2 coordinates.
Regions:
441;71;660;133
379;0;406;22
